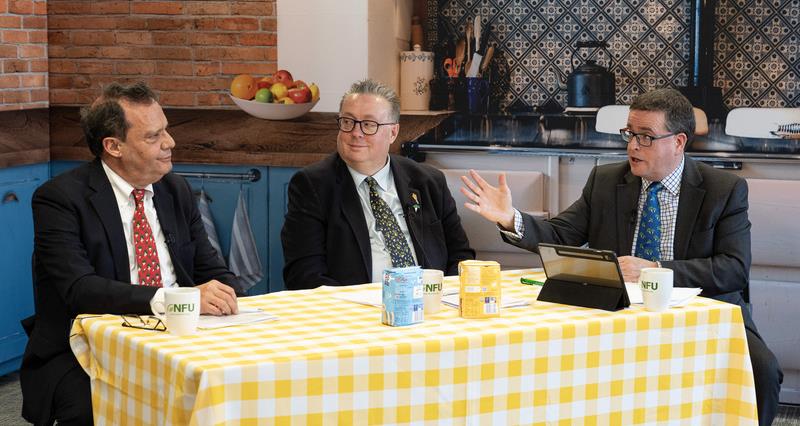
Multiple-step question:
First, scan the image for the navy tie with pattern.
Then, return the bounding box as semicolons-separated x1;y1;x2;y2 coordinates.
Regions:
635;182;663;261
365;177;415;267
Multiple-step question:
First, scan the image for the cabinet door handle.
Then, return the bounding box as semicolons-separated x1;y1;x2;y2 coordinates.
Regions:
3;191;19;204
701;160;742;170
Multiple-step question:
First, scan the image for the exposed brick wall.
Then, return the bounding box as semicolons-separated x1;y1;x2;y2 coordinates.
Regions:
48;0;277;107
0;0;49;111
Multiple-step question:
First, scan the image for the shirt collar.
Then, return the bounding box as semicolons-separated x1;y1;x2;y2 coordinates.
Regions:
347;156;392;191
641;156;684;196
101;160;154;202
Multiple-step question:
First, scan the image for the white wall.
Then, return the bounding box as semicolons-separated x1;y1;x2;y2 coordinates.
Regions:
277;0;412;112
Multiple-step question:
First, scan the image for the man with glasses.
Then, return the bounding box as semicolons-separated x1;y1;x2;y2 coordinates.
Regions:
281;78;474;290
461;88;781;426
21;82;240;426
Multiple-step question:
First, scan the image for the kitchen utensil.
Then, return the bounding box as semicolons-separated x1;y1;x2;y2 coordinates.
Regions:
465;16;483;78
454;39;466;76
479;45;494;76
442;58;458;77
465;21;473;72
466;53;482;78
411;15;424;49
566;40;615;108
473;16;481;53
477;26;491;55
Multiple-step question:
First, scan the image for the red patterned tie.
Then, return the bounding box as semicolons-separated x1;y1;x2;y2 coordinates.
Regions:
132;189;162;287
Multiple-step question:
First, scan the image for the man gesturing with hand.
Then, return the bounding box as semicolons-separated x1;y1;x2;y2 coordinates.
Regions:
461;88;782;426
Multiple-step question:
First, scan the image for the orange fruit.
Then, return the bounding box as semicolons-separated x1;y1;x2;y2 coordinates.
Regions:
230;74;257;100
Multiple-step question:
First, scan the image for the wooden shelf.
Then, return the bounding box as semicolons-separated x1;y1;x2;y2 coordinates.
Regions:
48;107;452;167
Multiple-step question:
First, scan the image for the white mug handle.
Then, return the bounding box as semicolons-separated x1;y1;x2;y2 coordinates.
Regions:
151;299;166;322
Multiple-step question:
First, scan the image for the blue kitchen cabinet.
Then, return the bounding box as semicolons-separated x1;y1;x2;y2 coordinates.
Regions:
0;163;48;376
267;167;299;292
51;161;272;295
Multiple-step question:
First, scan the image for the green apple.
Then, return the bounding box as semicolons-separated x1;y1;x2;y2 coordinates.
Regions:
254;88;273;103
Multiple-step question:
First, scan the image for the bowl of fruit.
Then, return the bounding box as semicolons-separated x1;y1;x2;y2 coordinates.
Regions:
229;70;320;120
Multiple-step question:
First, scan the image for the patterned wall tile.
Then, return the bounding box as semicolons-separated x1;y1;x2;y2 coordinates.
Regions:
437;0;800;110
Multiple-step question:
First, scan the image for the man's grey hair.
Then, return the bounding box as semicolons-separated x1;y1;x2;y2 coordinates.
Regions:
630;88;695;143
339;78;401;122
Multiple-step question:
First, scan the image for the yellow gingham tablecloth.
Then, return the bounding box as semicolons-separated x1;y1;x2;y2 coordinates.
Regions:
70;269;757;425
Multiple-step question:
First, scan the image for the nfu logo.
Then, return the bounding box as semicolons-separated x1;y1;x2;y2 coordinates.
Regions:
167;303;195;313
641;280;659;291
424;283;442;292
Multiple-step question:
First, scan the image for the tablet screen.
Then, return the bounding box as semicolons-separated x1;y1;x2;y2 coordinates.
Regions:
538;244;624;288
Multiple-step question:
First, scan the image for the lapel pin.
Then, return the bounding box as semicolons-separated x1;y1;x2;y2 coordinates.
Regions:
410;193;421;213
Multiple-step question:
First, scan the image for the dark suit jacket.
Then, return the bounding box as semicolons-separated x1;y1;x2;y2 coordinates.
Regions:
507;156;757;331
281;153;475;289
21;159;235;425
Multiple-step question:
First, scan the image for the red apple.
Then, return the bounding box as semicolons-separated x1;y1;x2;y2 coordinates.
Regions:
292;80;307;90
274;69;293;87
257;76;273;89
287;86;311;104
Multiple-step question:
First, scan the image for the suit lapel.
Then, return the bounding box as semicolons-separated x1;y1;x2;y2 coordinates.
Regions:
337;157;372;279
673;157;705;260
616;170;641;256
391;159;425;266
87;159;131;283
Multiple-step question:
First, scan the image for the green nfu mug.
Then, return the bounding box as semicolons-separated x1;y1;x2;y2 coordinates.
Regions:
422;269;444;314
151;287;201;336
639;268;673;312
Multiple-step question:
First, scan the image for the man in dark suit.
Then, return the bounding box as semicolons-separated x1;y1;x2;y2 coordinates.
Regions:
21;82;240;425
281;78;474;290
461;88;782;426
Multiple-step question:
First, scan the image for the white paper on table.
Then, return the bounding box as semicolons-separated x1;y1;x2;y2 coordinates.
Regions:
330;287;383;307
624;283;702;308
440;293;529;309
198;308;278;329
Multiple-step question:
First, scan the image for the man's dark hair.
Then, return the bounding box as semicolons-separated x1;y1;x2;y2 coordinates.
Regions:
630;88;696;143
80;81;158;157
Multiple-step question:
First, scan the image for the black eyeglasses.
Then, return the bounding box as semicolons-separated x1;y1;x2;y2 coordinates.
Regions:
620;128;678;147
336;117;396;135
121;315;166;332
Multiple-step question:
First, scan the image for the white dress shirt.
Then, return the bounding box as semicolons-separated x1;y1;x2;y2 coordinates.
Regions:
347;158;418;282
101;160;178;288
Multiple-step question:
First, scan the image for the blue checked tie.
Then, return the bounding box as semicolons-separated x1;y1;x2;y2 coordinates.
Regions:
366;177;415;267
635;182;663;261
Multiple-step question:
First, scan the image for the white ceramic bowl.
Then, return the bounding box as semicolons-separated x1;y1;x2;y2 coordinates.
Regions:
229;94;318;120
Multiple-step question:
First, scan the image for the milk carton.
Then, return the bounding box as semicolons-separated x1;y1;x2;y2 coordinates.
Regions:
381;266;424;326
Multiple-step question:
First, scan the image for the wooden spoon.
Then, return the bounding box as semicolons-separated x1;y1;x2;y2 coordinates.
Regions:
465;21;473;73
479;45;495;77
454;39;466;76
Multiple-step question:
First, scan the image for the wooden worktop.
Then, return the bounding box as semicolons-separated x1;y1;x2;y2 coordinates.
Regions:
0;108;49;168
47;107;451;168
